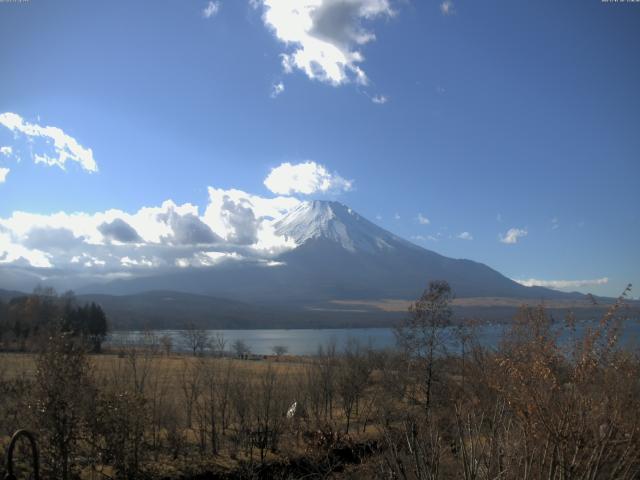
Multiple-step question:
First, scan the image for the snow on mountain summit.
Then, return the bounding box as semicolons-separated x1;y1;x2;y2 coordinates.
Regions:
274;200;405;253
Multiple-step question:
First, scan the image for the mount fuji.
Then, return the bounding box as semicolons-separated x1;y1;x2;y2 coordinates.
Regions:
84;200;576;304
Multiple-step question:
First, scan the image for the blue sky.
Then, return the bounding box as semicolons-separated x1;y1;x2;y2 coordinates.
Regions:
0;0;638;297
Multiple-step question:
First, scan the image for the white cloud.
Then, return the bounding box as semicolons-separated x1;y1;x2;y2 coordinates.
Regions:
514;277;609;290
500;227;527;244
203;1;221;18
0;230;52;268
0;168;9;183
0;112;97;173
271;81;285;98
264;160;352;195
457;231;473;240
0;146;12;157
204;187;300;251
0;187;305;278
417;213;430;225
551;217;559;230
257;0;394;86
372;94;388;104
412;234;438;242
440;0;454;15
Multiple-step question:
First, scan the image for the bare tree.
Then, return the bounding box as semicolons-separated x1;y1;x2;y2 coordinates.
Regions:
159;334;173;356
336;339;373;433
316;339;338;422
180;322;211;356
212;332;227;357
179;358;202;429
272;344;288;359
396;280;452;413
251;365;290;462
232;338;251;358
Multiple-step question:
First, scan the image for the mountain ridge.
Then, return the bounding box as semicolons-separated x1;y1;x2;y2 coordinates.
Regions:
75;200;582;304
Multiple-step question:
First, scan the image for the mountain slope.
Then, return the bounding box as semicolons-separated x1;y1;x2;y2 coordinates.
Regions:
272;201;576;301
85;200;580;303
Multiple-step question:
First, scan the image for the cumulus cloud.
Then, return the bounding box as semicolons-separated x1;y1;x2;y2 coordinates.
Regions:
457;231;473;240
0;168;8;183
514;277;609;290
500;227;527;244
205;187;299;251
0;231;52;268
257;0;394;86
0;112;97;173
159;207;221;245
417;213;430;225
0;146;12;157
23;227;86;251
98;219;143;243
0;188;304;285
219;197;259;245
203;1;221;18
264;161;352;195
372;94;388;104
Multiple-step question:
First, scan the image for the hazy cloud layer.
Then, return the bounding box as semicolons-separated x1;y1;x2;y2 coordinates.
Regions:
256;0;394;86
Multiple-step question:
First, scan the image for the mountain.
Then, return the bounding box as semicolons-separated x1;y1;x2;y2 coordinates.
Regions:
0;287;402;329
74;290;400;330
84;200;579;303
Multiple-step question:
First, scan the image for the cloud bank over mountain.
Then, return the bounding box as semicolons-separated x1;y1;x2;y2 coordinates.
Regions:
0;158;354;283
0;191;300;279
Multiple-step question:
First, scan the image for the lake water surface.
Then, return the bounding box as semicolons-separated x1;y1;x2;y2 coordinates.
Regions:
108;320;640;356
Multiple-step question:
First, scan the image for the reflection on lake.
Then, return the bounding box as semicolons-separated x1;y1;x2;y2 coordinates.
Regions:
107;320;640;356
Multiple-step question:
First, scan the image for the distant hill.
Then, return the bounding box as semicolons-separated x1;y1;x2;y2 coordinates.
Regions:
0;288;25;302
75;290;404;330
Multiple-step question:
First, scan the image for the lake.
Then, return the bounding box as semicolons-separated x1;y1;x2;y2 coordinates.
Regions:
107;319;640;356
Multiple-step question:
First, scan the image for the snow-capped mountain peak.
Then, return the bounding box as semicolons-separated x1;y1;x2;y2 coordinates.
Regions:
274;200;402;253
